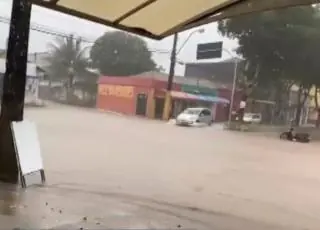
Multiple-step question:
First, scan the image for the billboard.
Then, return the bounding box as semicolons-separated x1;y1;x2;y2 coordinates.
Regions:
196;42;223;60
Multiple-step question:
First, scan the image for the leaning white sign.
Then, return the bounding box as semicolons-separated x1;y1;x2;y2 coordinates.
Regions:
11;120;45;187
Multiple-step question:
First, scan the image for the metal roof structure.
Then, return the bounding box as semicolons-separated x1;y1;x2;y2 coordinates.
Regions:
31;0;319;40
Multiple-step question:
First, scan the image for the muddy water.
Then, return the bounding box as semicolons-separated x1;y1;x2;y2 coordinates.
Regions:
2;105;320;229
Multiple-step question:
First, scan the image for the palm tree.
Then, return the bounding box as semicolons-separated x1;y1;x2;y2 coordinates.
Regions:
46;35;89;80
45;35;89;100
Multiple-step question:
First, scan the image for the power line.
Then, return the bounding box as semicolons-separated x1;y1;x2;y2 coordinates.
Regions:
0;15;96;43
0;15;171;54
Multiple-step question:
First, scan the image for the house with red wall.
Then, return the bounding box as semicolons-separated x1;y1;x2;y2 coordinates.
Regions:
97;71;240;121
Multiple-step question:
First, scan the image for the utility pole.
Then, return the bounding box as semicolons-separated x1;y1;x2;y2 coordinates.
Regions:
162;29;205;120
167;33;178;91
163;33;178;120
227;59;239;127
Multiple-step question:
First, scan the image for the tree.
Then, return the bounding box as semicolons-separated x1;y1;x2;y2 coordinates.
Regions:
46;35;89;85
46;35;92;102
90;31;156;76
218;6;320;125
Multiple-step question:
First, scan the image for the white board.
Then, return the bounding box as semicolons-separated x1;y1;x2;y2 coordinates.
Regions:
11;120;43;175
25;78;40;103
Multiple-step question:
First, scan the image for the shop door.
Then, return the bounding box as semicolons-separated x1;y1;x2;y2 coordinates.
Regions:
211;103;217;121
155;98;164;119
136;93;148;116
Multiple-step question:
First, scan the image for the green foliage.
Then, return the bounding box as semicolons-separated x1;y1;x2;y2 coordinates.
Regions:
218;6;320;125
45;35;89;82
218;6;320;92
90;31;156;76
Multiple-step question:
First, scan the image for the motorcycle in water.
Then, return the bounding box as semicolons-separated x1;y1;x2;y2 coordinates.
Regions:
280;127;311;143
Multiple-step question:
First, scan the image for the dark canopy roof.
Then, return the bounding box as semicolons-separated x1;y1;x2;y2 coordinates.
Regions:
31;0;318;40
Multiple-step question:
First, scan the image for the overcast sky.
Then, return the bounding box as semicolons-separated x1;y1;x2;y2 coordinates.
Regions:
0;0;238;76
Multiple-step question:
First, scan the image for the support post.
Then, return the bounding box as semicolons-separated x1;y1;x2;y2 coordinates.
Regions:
163;33;178;120
0;0;32;183
227;59;238;127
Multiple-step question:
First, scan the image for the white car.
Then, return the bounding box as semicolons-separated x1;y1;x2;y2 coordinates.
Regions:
176;108;213;126
243;113;262;124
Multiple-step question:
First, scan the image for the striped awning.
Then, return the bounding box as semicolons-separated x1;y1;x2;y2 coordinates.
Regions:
31;0;317;40
170;91;229;104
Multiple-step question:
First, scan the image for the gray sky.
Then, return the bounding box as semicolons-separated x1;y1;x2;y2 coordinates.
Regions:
0;0;238;76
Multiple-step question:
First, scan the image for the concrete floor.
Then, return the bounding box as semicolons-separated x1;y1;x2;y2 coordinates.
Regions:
2;104;320;229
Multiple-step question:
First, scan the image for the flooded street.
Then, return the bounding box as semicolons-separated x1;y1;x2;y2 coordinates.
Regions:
2;104;320;229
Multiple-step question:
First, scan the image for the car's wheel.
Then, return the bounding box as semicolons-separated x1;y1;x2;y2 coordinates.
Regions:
208;120;213;126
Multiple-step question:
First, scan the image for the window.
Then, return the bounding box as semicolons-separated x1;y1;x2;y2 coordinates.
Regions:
253;114;261;119
202;109;211;116
184;108;202;115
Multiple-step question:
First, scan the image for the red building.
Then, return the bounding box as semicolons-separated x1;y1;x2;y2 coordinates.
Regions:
97;72;239;121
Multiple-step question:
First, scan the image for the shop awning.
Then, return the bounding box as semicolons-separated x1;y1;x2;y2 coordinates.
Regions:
197;95;230;104
30;0;317;40
170;91;229;104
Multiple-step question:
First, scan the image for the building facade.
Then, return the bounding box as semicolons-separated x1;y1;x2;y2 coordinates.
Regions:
97;72;240;121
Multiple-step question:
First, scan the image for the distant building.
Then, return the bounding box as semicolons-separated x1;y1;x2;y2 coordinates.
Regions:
97;71;242;121
28;52;51;79
184;58;244;86
28;52;50;68
0;58;40;103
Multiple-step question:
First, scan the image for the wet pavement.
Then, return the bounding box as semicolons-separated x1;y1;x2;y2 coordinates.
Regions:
0;182;287;230
0;182;192;229
1;104;320;229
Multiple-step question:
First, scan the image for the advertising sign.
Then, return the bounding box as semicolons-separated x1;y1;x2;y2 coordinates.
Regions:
98;84;134;98
196;42;223;60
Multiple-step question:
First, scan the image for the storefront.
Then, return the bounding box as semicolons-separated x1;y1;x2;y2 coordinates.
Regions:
96;75;233;121
97;80;153;117
169;91;229;119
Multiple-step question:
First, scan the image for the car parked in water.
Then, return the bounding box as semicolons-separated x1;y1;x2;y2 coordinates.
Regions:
175;108;213;126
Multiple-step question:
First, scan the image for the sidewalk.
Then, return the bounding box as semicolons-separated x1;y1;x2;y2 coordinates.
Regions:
0;183;184;229
0;182;211;229
0;182;292;230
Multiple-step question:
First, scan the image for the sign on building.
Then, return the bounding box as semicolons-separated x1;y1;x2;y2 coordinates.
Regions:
98;84;134;98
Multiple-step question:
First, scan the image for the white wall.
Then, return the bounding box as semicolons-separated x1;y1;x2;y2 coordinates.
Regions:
0;58;39;103
0;58;37;76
